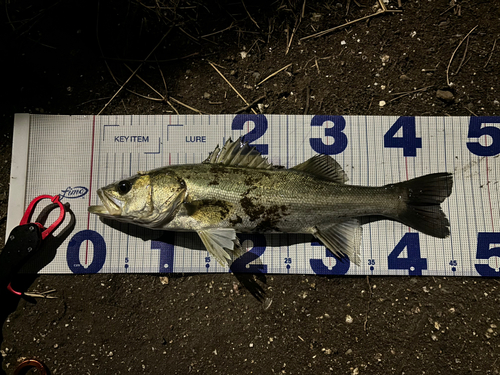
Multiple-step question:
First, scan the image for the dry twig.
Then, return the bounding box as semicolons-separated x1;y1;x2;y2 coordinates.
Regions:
454;34;470;75
235;95;266;113
300;0;401;42
387;86;433;104
286;1;306;55
209;61;257;114
121;64;202;114
446;25;478;86
256;63;292;86
241;0;260;29
363;276;372;332
484;38;498;68
98;29;172;115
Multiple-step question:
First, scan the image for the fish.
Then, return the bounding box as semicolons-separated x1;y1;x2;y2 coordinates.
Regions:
88;137;453;266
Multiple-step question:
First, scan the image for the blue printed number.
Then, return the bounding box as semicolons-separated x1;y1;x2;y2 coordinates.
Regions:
309;115;348;155
151;238;175;273
231;114;268;154
309;240;350;275
387;233;427;275
466;117;500;156
383;116;422;157
475;232;500;276
230;234;267;273
67;230;106;274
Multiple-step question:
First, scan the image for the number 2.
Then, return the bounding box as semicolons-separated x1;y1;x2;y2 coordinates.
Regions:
231;114;268;154
230;234;267;273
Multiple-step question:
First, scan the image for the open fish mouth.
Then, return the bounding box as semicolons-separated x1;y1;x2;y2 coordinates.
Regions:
88;189;122;216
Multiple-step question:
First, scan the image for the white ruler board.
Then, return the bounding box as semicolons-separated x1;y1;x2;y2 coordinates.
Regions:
7;114;500;277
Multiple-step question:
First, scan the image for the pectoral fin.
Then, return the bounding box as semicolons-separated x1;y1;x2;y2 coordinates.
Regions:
197;228;244;267
312;220;362;266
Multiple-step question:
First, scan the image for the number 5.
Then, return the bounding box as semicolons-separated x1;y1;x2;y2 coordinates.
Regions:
466;117;500;156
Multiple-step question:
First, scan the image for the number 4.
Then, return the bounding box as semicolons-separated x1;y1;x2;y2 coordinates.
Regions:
384;116;422;157
387;233;427;275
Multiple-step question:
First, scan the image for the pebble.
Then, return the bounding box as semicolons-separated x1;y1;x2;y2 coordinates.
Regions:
345;315;353;324
379;100;386;107
436;89;454;102
203;92;211;100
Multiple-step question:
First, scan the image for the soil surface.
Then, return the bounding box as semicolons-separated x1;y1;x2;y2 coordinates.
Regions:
1;1;500;374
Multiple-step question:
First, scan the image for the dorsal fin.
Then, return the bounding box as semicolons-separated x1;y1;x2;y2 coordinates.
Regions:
291;154;348;184
203;137;273;170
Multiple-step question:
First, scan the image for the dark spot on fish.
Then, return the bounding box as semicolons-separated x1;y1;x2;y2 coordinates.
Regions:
240;196;266;221
255;218;280;232
185;199;232;222
240;195;290;231
208;180;219;186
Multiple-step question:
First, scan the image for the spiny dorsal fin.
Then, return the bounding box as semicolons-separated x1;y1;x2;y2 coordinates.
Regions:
203;137;273;170
292;154;348;184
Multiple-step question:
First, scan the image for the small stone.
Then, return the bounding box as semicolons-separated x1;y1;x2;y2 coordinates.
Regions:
240;51;248;59
436;89;454;102
249;343;254;348
345;315;353;324
203;92;211;100
379;100;386;107
380;54;390;64
159;276;169;285
311;13;323;22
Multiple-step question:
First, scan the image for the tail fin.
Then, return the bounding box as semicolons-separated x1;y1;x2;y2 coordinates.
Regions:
392;173;453;238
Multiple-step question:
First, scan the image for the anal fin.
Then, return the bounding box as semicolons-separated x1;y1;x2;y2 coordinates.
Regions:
312;220;362;266
197;228;244;267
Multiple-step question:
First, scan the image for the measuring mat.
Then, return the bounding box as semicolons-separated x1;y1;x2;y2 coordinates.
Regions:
7;114;500;277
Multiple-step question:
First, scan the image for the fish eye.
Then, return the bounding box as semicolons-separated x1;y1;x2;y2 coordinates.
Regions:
117;180;132;194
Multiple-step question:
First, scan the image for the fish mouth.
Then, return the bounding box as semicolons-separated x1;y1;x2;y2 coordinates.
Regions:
88;189;123;216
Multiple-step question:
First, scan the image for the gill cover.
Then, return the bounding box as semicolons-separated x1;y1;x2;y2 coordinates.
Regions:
90;171;187;228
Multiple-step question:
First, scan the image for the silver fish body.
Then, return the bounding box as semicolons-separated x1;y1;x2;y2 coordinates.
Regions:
89;138;453;266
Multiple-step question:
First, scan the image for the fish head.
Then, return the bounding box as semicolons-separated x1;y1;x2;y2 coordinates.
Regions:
88;171;186;227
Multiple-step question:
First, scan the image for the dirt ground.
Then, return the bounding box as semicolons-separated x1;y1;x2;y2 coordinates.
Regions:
1;0;500;374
